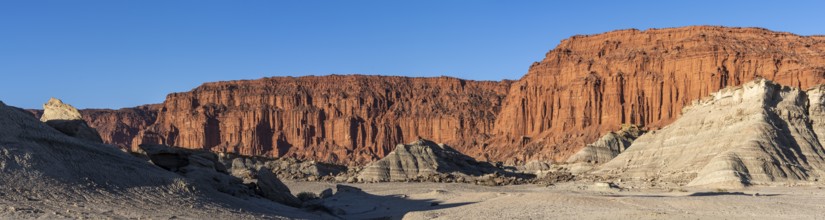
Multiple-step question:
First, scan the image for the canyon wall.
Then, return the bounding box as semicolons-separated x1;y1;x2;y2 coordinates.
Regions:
487;26;825;163
75;26;825;165
82;105;160;149
134;75;511;164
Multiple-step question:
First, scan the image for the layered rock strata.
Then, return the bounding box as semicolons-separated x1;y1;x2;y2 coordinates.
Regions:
490;26;825;163
356;139;511;182
134;75;511;164
81;105;159;149
566;125;644;164
595;79;825;188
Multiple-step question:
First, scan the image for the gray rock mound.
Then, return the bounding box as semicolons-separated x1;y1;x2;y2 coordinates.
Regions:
356;139;513;182
595;79;825;188
565;125;644;173
219;154;346;182
39;97;103;143
567;125;644;165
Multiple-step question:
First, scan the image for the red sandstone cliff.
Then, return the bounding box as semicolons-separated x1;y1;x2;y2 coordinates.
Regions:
76;26;825;165
486;26;825;163
82;105;160;149
134;75;511;164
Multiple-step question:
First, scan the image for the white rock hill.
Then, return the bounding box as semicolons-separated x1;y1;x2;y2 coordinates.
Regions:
595;79;825;188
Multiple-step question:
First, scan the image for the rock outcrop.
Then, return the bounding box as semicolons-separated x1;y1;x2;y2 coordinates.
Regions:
595;79;825;188
566;125;644;164
489;26;825;163
356;139;506;182
220;154;347;182
39;98;104;143
139;144;301;206
81;105;159;149
0;101;311;218
134;75;511;164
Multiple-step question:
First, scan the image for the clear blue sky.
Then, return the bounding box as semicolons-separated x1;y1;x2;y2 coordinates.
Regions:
2;0;823;109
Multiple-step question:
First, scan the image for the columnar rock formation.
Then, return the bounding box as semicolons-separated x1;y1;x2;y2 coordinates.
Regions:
595;79;825;187
135;75;511;164
73;26;825;165
489;26;825;163
81;105;160;149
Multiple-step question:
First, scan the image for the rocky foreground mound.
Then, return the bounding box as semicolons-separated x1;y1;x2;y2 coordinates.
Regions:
0;101;321;219
564;125;644;173
595;79;825;188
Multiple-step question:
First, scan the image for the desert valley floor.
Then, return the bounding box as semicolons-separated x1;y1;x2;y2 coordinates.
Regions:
3;180;823;219
286;181;825;220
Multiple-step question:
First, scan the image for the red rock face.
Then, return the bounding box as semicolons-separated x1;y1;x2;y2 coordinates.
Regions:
486;26;825;163
82;105;160;149
134;75;511;164
78;26;825;165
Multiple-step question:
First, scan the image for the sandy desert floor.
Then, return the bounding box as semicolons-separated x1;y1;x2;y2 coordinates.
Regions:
286;181;825;220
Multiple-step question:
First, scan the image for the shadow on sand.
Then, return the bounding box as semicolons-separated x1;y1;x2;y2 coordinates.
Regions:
602;191;780;198
687;191;779;197
305;185;474;219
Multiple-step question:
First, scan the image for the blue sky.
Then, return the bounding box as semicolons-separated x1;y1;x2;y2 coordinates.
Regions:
2;0;824;109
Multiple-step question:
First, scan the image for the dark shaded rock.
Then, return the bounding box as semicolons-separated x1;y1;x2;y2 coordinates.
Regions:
256;169;301;207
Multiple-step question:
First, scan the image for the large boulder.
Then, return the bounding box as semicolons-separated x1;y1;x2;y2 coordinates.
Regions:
256;169;301;207
39;97;103;143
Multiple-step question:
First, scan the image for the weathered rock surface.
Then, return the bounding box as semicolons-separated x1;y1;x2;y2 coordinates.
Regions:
134;75;511;164
490;26;825;163
81;105;159;150
0;101;312;218
256;169;302;207
356;139;509;182
595;79;825;188
39;98;103;143
220;154;347;182
139;144;301;206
